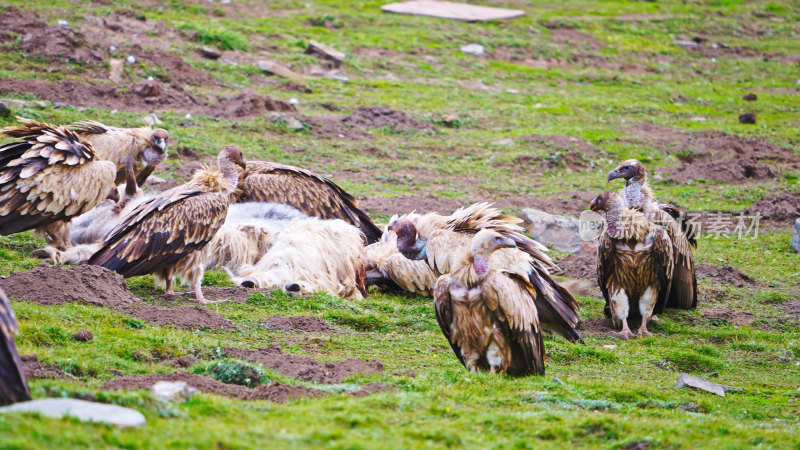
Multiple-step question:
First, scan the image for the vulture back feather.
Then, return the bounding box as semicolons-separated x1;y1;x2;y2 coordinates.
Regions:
0;289;31;406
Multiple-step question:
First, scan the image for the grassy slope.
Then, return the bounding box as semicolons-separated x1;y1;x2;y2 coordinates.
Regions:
0;0;799;448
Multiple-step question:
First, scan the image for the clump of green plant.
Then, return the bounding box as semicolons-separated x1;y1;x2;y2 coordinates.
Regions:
179;24;249;51
195;359;265;388
666;350;724;373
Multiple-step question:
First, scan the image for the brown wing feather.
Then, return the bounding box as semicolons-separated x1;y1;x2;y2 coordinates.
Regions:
481;272;545;376
0;290;31;406
597;233;615;318
651;227;675;315
433;275;467;368
237;161;381;243
652;209;697;310
88;183;228;277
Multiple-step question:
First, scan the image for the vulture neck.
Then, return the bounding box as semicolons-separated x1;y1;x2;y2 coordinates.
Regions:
603;197;628;240
217;156;240;193
450;248;487;289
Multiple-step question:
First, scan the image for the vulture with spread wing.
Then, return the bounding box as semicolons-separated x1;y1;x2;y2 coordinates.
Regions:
69;120;169;186
388;203;581;343
88;146;245;303
433;229;546;376
0;289;31;406
608;159;697;310
0;118;117;248
591;191;674;337
235;161;381;243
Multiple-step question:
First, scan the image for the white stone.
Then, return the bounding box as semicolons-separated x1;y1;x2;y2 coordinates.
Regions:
185;113;192;119
126;55;137;64
791;218;800;253
109;45;117;52
520;209;584;253
691;116;706;122
506;89;520;94
289;98;299;105
675;374;734;397
0;398;145;427
675;40;698;48
151;381;196;402
142;113;162;125
492;138;514;146
57;19;69;26
460;44;485;56
603;344;617;350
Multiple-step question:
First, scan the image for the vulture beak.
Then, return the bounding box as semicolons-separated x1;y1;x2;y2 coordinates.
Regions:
589;198;601;212
237;158;247;170
401;238;428;261
607;168;623;182
156;138;167;152
501;237;516;249
106;186;120;202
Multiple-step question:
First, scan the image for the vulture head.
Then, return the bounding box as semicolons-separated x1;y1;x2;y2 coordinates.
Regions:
589;191;621;213
143;128;170;165
607;159;646;185
470;229;515;276
219;145;247;169
388;218;427;260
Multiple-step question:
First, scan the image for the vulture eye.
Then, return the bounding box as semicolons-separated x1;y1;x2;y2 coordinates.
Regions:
493;236;502;243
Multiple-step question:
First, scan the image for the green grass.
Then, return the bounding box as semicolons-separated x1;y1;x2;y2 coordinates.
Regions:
0;0;799;447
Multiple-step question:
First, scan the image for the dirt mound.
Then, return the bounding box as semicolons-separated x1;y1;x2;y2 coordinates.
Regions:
696;264;756;287
215;94;297;118
0;264;139;308
700;308;754;326
555;253;597;281
130;305;236;331
139;50;216;87
578;317;619;337
744;192;800;223
224;345;384;384
102;372;324;402
778;300;800;321
359;194;465;216
665;158;775;183
525;191;596;216
342;106;428;131
516;135;601;172
262;316;336;333
21;354;71;379
163;356;199;368
18;24;102;65
347;382;395;397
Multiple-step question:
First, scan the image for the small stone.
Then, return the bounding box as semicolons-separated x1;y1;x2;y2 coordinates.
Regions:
57;19;69;26
108;58;124;84
553;377;566;386
289;98;299;105
738;112;756;124
0;399;145;427
73;330;93;342
151;381;196;402
691;116;706;122
111;109;118;114
0;101;10;117
126;55;136;64
790;218;800;253
493;138;514;146
305;41;346;66
603;344;617;350
520;208;584;253
286;117;304;130
109;45;116;52
142;113;162;125
506;88;520;94
200;46;222;60
147;176;167;185
743;93;757;101
184;113;192;119
256;60;306;84
675;40;699;48
460;43;485;56
675;373;734;397
326;71;349;83
133;80;160;98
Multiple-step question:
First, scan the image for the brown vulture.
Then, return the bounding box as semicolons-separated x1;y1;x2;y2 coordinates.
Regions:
433;229;546;376
364;235;438;296
390;209;581;343
0;118;117;249
607;159;698;310
88;145;246;303
590;191;674;337
69;120;169;186
0;289;31;406
234;160;381;243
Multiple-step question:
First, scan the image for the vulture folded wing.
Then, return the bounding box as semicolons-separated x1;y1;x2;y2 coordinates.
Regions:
652;209;697;310
0;291;31;406
651;227;675;315
433;275;466;368
481;272;545;376
88;184;229;277
385;253;438;296
425;229;471;275
238;162;381;243
597;233;615;318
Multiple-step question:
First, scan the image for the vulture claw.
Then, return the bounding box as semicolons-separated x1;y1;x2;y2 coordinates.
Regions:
617;329;635;339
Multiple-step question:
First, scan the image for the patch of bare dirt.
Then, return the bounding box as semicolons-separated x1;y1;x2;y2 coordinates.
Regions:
696;263;756;287
358;195;466;216
102;372;324;402
215;93;297;118
224;345;384;384
555;252;597;281
521;191;596;216
515;135;604;172
578;317;619;337
0;265;236;331
550;28;605;50
347;382;395;397
744;192;800;224
163;356;199;368
666;158;775;183
777;300;800;321
139;49;216;86
700;308;755;326
21;354;71;379
262;316;336;333
342;106;430;132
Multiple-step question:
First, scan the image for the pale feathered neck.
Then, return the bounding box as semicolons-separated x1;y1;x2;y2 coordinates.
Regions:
605;197;651;241
450;247;488;289
192;167;236;193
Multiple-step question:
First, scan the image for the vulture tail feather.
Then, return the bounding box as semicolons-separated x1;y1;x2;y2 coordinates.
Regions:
0;290;31;406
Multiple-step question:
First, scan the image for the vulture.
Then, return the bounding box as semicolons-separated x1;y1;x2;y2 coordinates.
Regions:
607;159;698;310
0;289;31;406
234;160;381;243
69;120;169;186
590;191;674;337
364;231;438;296
88;145;246;303
0;118;117;248
433;229;546;376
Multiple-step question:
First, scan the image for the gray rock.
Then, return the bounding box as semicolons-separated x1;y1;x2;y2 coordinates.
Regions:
519;208;583;253
675;40;699;48
0;398;145;427
200;46;222;60
256;60;306;84
142;113;162;126
305;41;346;66
285;117;304;130
460;44;485;56
0;101;10;117
151;381;196;402
675;374;734;397
791;218;800;253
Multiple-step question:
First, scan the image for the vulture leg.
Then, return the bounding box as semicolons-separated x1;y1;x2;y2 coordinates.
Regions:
35;222;72;251
193;284;210;304
164;272;174;296
31;247;61;265
619;321;635;339
610;289;634;338
637;287;657;337
637;317;652;337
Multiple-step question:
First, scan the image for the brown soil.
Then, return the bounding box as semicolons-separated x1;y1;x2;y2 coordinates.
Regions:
743;192;800;224
555;252;597;281
102;372;324;402
347;382;395;397
359;195;466;216
262;316;336;333
163;356;199;368
578;317;620;337
341;106;429;131
665;158;775;183
215;93;297;118
515;135;604;172
523;191;596;216
700;308;755;326
0;265;236;331
550;29;605;50
696;263;756;287
21;354;71;379
224;345;384;384
778;300;800;321
73;330;93;342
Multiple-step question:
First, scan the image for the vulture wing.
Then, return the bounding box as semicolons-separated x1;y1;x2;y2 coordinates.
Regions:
237;161;381;243
651;227;675;316
0;120;116;235
0;290;31;406
481;271;545;376
433;275;467;368
652;209;697;310
70;121;150;185
87;183;229;277
597;232;615;318
384;253;438;296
